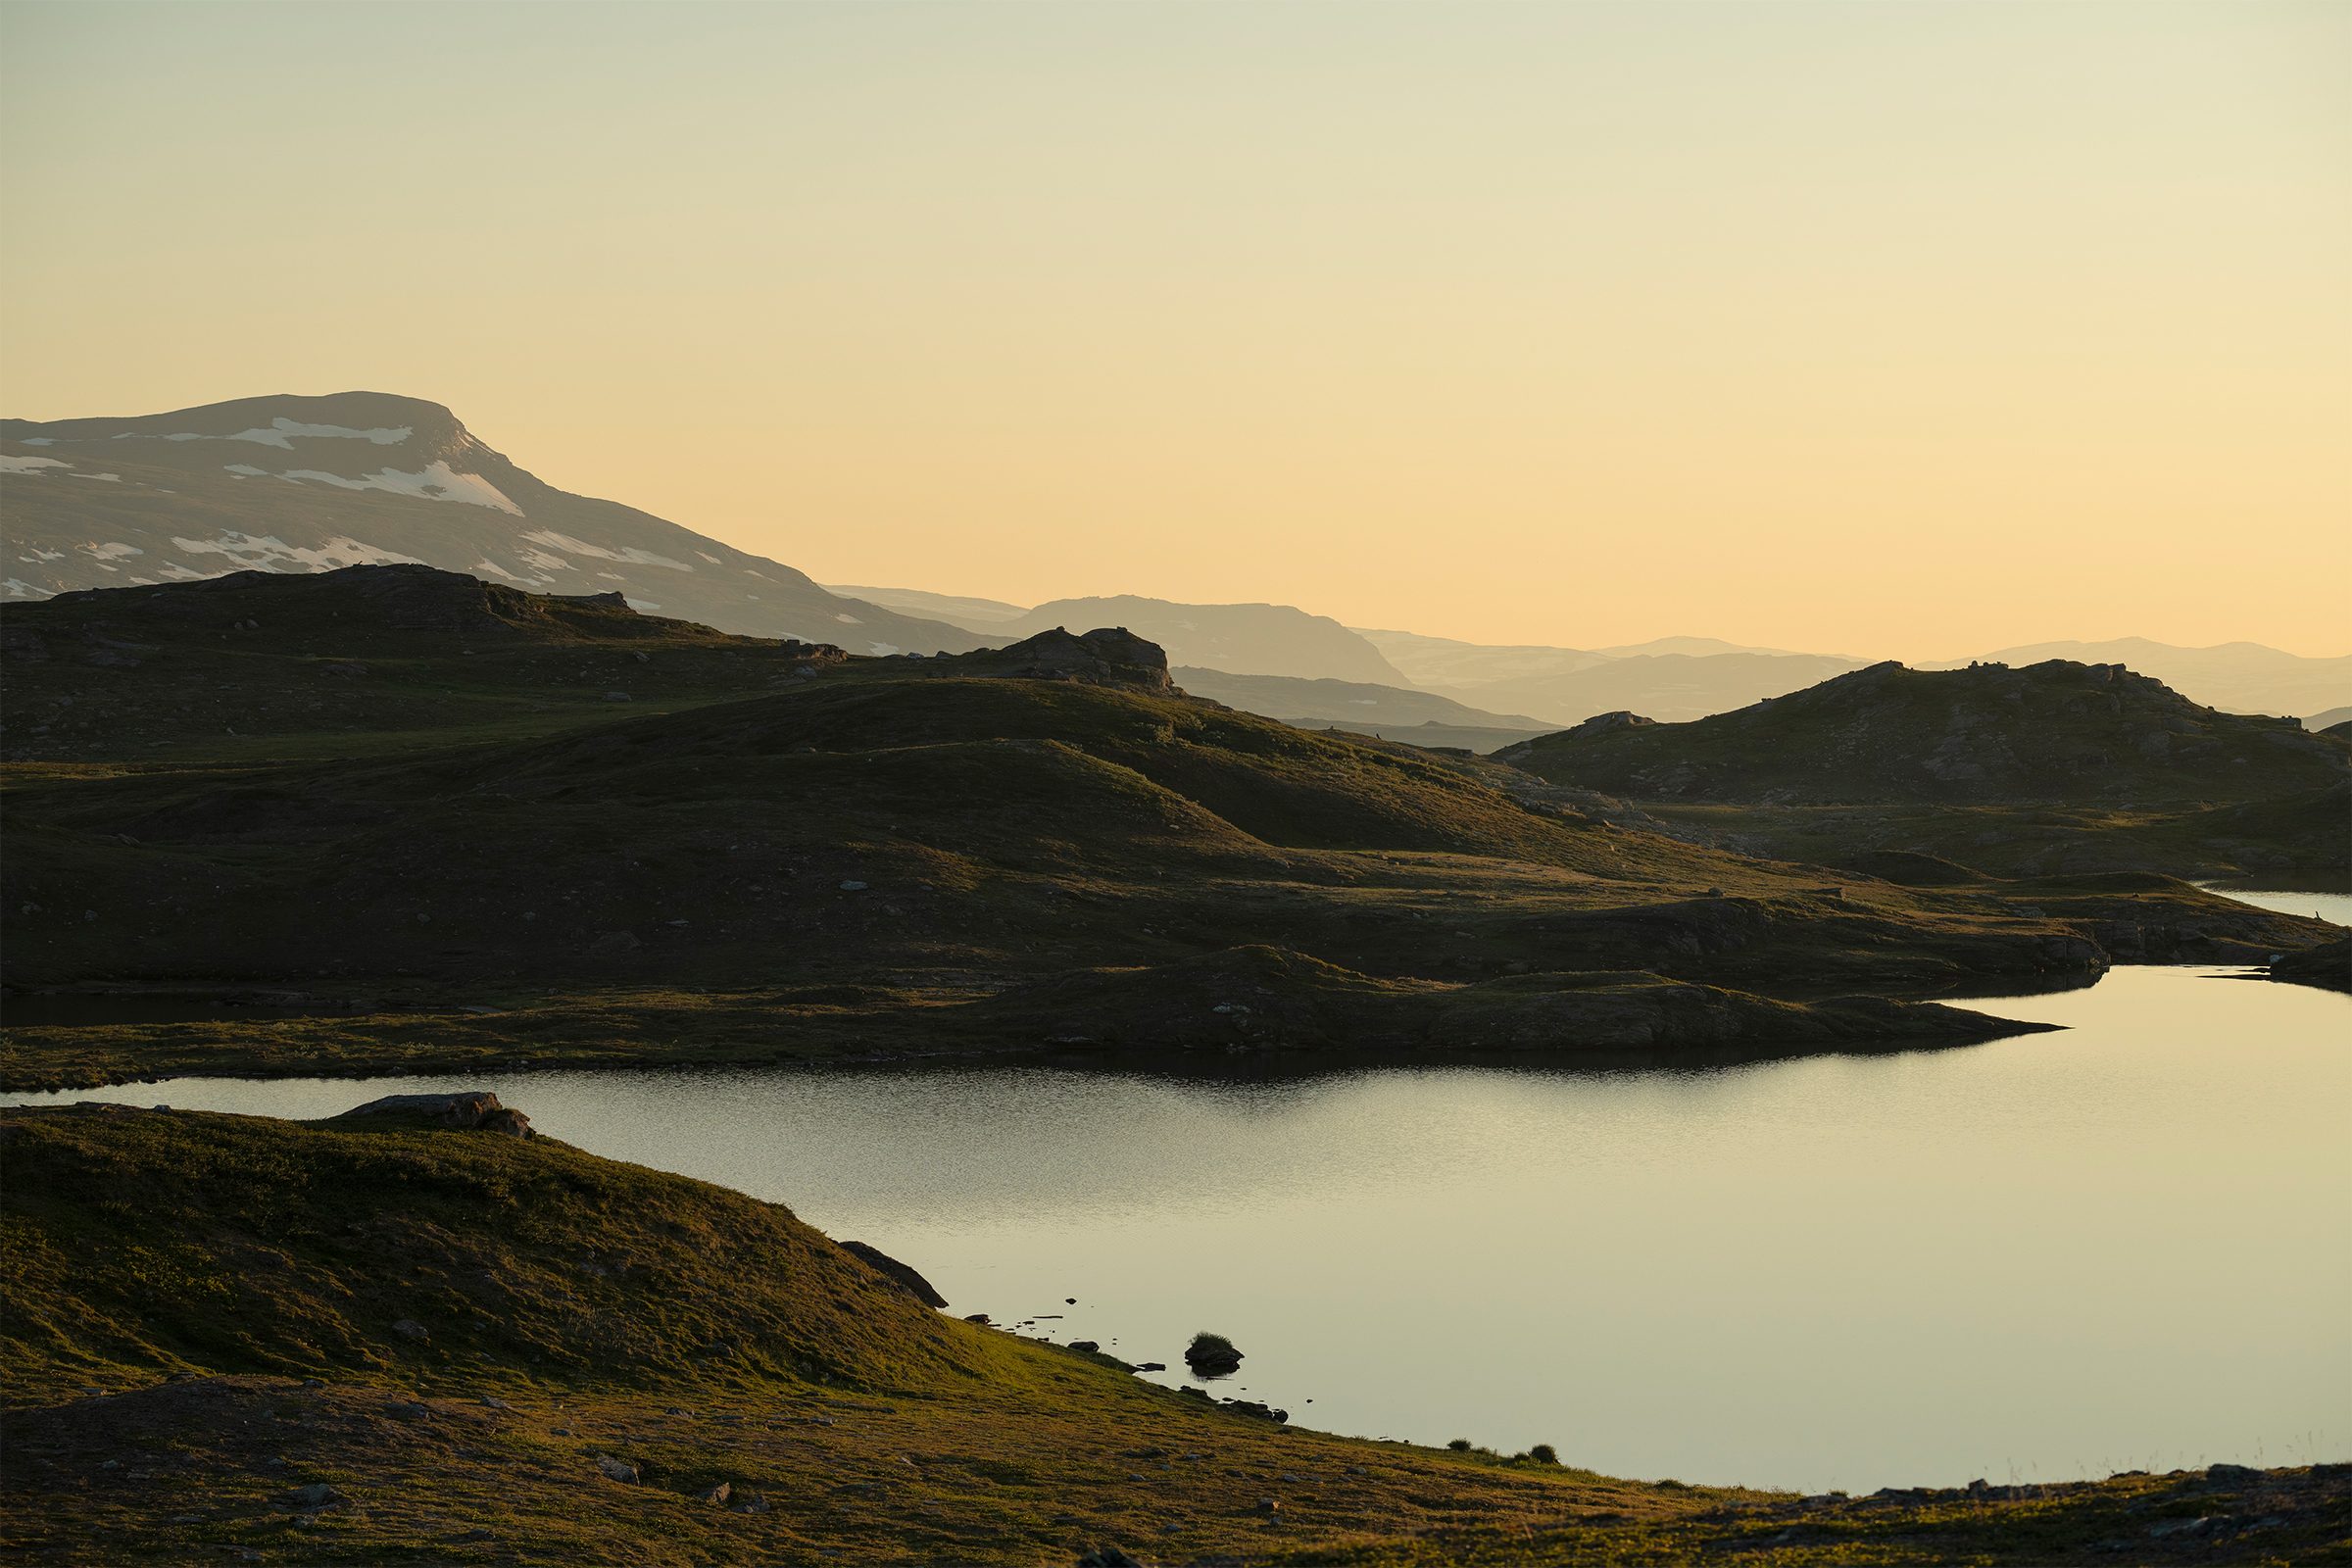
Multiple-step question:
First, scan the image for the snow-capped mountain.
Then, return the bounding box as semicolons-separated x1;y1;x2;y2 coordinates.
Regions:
0;391;989;656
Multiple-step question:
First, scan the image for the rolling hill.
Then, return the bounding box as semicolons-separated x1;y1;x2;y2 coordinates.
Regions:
1939;638;2352;720
1497;660;2352;807
0;392;987;657
8;569;2336;1096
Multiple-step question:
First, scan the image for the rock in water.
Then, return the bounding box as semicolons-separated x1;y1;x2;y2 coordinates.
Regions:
1184;1332;1244;1375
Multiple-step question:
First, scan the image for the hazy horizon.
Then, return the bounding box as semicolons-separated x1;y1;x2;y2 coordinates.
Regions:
5;1;2346;661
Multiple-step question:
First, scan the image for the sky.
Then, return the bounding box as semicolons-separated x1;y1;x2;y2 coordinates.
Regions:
2;1;2345;660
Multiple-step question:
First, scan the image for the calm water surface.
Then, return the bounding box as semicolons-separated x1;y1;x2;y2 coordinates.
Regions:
10;965;2347;1492
2202;880;2352;928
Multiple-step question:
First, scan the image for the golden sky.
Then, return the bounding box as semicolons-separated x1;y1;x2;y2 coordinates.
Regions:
3;2;2345;659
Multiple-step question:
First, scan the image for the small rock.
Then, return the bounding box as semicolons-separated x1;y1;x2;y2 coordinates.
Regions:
478;1396;514;1411
390;1319;430;1343
388;1401;431;1421
284;1483;344;1510
1221;1399;1288;1424
699;1482;732;1505
1070;1341;1101;1353
1256;1496;1282;1514
839;880;868;892
2206;1463;2261;1485
595;1455;641;1485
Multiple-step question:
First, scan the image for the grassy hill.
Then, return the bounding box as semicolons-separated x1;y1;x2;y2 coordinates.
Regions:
5;1101;2342;1567
1499;660;2350;807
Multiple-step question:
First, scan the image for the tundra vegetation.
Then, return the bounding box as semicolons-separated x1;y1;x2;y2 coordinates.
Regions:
3;566;2340;1090
2;567;2346;1564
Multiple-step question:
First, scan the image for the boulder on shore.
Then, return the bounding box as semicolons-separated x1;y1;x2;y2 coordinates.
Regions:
839;1240;948;1308
334;1092;533;1138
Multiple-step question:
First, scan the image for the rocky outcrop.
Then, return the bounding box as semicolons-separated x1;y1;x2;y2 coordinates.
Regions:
2270;937;2350;994
949;627;1175;692
335;1091;532;1137
838;1240;948;1308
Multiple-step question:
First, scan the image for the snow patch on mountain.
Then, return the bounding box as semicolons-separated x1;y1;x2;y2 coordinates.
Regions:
111;417;413;450
280;462;522;514
518;528;693;571
1;455;72;474
172;533;425;571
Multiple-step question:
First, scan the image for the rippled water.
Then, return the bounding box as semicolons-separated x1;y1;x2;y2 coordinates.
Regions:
10;966;2347;1492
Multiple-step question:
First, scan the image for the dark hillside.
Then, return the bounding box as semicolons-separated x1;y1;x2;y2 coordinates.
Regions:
2;572;2336;1087
1499;660;2349;806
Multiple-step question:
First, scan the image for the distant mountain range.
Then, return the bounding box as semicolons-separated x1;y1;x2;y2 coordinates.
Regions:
856;585;2349;729
828;583;1030;626
5;393;2341;728
1003;596;1409;685
0;393;987;657
1166;667;1551;753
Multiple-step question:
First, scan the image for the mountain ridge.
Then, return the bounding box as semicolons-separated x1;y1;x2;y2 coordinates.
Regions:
1;391;989;658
